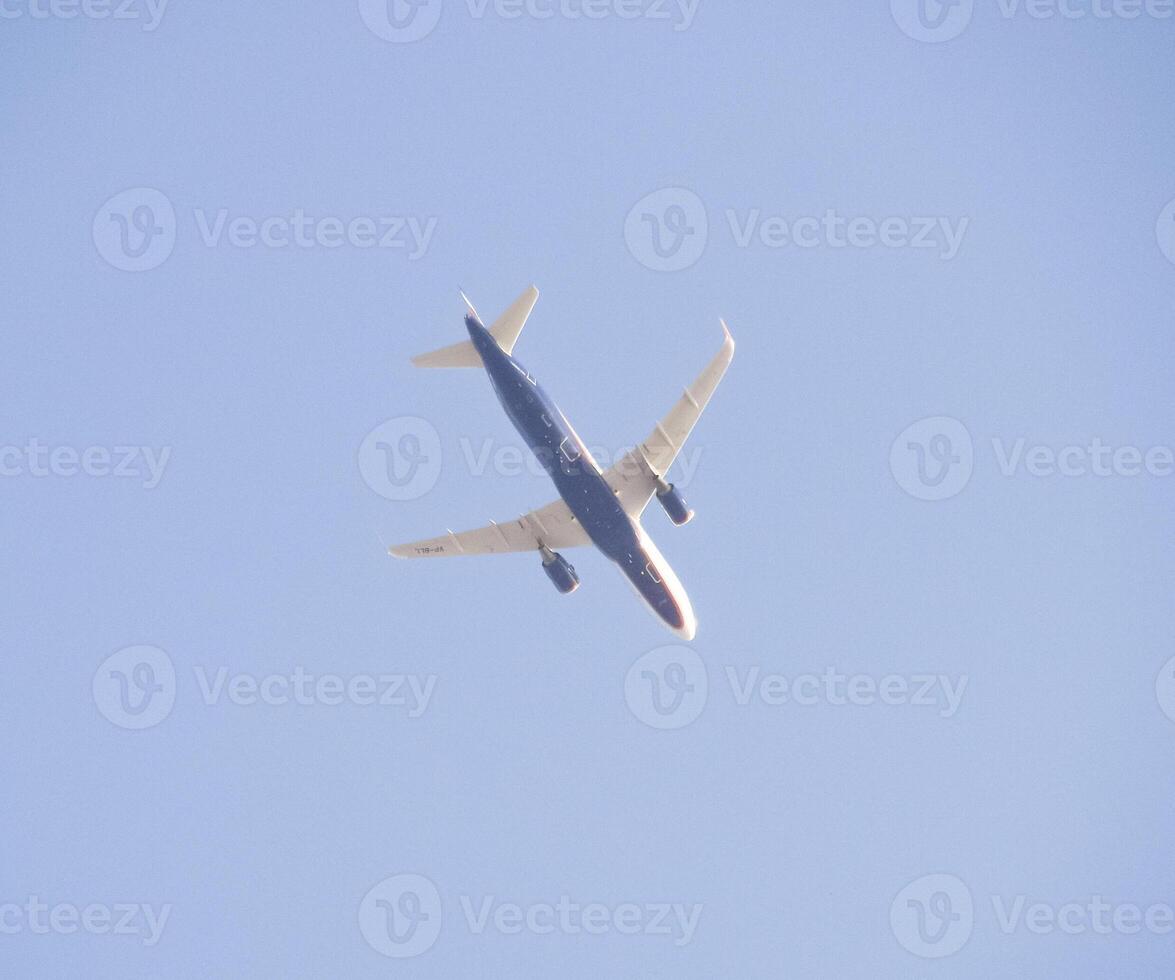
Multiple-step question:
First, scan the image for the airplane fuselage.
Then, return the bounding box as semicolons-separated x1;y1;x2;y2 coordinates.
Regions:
465;314;695;637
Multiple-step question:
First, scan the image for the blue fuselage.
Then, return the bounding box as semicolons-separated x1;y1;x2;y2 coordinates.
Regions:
465;315;687;633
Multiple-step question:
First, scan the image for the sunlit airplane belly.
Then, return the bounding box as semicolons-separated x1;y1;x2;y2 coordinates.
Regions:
615;524;697;641
495;372;697;639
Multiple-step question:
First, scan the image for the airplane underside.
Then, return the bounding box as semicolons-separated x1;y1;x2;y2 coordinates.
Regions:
388;285;733;640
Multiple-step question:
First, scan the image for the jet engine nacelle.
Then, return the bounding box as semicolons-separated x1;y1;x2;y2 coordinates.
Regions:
542;550;580;594
656;482;695;526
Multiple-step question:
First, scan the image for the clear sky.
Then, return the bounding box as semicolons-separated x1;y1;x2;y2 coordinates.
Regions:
2;1;1173;976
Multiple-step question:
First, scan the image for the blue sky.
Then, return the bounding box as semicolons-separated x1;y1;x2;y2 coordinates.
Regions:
2;1;1173;976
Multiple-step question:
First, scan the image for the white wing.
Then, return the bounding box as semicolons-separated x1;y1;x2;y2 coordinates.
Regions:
604;320;735;517
389;496;590;559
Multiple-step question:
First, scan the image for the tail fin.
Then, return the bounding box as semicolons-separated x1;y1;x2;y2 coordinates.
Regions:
411;285;539;369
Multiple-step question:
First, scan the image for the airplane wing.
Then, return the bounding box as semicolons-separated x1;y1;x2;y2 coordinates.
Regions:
388;495;590;559
603;320;735;518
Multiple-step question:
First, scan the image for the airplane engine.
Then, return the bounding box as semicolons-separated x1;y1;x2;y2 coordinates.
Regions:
542;550;580;594
656;482;695;526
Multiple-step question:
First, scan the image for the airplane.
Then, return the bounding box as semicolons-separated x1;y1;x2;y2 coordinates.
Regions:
388;285;734;640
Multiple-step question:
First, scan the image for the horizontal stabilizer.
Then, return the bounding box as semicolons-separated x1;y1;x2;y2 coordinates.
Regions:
411;285;539;369
411;339;483;369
